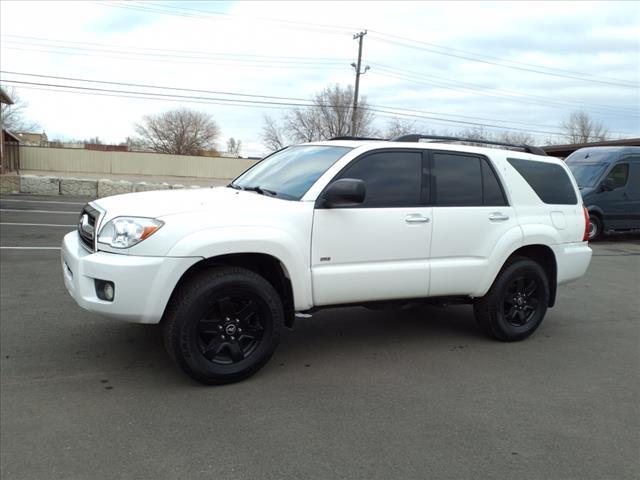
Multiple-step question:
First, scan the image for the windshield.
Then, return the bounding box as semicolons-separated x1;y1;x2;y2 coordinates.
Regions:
567;163;607;188
231;145;352;200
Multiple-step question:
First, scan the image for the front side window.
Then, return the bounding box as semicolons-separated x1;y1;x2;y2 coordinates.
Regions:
232;145;352;200
606;163;629;189
338;151;422;207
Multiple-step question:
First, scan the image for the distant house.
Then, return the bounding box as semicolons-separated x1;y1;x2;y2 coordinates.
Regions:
84;143;129;152
16;131;48;146
1;87;20;173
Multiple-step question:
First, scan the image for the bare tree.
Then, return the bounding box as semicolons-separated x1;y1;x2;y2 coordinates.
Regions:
261;115;286;151
134;108;220;155
560;111;610;143
260;84;377;150
226;137;242;155
384;117;417;139
0;87;39;132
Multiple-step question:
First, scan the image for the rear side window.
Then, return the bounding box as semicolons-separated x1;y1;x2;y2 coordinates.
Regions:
481;159;508;206
508;158;577;205
339;151;422;207
433;153;482;206
432;153;507;206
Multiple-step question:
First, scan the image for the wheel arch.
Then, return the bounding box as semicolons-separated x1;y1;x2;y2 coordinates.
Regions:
506;244;558;307
164;253;296;328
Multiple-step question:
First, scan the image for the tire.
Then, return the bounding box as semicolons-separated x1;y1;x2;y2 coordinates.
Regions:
162;266;283;385
474;257;549;342
588;214;603;241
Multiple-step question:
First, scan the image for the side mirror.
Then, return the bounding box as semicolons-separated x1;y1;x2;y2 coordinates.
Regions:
601;178;615;192
322;178;366;208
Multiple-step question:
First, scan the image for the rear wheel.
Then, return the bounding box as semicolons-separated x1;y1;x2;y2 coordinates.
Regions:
588;214;603;241
162;266;283;384
474;257;549;342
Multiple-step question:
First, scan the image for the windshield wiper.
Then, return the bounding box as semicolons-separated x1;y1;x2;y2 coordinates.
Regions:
242;186;278;196
227;183;242;190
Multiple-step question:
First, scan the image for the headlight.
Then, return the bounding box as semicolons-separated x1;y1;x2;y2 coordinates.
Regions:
97;217;164;249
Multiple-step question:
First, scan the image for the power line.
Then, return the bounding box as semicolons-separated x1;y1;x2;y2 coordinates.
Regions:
370;69;637;120
370;62;637;115
3;35;634;118
95;1;637;88
6;71;621;134
1;34;348;63
0;77;592;137
1;45;347;71
368;31;638;88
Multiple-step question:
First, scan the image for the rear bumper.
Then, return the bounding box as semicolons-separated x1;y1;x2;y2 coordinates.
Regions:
551;241;592;285
61;232;200;323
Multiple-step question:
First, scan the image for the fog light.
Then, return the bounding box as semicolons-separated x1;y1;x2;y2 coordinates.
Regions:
95;280;115;301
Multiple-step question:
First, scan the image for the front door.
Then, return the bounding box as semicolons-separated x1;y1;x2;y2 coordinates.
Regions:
311;150;432;306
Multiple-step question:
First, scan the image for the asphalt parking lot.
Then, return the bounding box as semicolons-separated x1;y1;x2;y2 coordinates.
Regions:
1;193;638;480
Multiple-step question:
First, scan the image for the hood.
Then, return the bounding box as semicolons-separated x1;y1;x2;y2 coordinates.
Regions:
92;187;279;220
579;186;596;199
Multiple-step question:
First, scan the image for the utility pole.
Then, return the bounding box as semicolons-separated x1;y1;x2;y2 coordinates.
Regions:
351;30;369;136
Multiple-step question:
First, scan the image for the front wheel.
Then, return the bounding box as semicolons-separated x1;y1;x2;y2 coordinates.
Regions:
162;266;283;385
474;257;549;342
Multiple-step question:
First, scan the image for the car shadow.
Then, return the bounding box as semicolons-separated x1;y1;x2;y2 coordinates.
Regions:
56;305;483;385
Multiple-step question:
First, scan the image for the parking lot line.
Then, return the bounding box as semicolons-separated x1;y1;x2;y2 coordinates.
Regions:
0;199;87;206
0;222;76;227
0;246;61;250
0;209;79;214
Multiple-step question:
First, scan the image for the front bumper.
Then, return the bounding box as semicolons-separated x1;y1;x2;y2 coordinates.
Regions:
61;232;200;323
551;241;593;285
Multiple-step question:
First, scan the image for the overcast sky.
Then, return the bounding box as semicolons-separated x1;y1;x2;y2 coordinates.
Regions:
1;0;638;157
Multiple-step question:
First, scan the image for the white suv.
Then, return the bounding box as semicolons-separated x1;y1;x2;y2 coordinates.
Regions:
61;135;593;384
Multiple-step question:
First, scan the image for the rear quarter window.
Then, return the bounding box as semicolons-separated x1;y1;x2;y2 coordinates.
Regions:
508;158;577;205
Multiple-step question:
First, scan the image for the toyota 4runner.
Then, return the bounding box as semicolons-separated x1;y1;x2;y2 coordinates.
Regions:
61;135;593;384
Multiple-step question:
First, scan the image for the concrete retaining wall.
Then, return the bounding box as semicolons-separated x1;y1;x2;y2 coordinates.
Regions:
1;174;206;198
20;175;61;195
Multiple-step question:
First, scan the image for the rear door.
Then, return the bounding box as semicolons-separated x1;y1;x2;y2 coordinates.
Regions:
311;149;432;306
428;150;520;297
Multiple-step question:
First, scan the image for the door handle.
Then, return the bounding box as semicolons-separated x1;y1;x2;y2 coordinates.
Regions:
405;215;430;224
488;212;510;222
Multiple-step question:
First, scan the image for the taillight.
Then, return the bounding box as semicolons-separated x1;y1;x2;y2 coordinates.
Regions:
582;206;590;242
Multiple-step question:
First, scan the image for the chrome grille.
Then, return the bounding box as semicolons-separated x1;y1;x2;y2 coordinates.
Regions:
78;204;101;251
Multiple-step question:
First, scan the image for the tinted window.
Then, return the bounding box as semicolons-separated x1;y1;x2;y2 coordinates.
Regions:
433;153;482;206
508;158;577;205
233;145;351;200
606;164;629;189
481;159;508;206
339;151;422;207
568;163;608;188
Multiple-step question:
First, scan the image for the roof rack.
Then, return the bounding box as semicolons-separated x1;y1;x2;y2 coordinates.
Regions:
391;134;547;156
329;136;387;141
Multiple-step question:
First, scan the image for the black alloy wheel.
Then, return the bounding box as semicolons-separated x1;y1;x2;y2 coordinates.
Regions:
162;266;283;384
502;275;542;327
474;257;549;342
196;294;265;365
